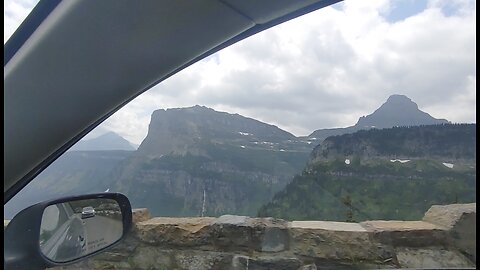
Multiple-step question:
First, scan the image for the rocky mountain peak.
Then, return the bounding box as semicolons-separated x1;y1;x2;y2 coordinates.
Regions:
138;106;296;156
308;94;450;140
384;94;418;109
386;94;414;103
354;94;448;129
70;131;135;151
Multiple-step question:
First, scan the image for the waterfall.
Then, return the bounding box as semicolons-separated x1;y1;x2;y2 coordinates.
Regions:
201;188;206;217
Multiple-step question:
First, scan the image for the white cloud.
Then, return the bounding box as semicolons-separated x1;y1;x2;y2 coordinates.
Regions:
4;0;40;43
99;0;475;144
4;0;476;145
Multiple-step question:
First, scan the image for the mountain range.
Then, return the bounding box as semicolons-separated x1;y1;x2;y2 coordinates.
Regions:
5;94;473;220
259;124;476;221
4;150;133;219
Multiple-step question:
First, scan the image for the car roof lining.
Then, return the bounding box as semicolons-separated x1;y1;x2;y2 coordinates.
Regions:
4;0;342;203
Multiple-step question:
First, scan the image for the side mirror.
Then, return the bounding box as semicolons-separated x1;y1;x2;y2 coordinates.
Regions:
4;193;132;269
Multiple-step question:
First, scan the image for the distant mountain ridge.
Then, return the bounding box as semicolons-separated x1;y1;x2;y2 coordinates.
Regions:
137;105;298;156
5;150;133;219
308;95;450;141
259;124;476;221
70;131;136;151
310;124;476;164
7;98;464;220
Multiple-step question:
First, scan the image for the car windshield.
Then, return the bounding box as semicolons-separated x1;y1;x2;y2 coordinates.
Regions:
4;0;476;269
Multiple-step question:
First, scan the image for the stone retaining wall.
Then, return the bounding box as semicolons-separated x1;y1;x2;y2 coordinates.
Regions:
7;203;476;269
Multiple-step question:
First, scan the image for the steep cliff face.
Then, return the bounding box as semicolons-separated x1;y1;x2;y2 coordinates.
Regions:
5;106;313;220
111;106;311;217
138;105;298;157
310;124;476;164
259;124;476;221
308;94;450;141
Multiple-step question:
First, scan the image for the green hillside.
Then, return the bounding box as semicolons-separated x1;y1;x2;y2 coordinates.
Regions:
259;124;476;221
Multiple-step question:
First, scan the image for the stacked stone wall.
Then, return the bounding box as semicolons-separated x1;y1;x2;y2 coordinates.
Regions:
6;204;475;269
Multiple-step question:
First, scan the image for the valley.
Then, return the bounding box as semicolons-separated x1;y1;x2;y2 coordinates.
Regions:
4;95;476;221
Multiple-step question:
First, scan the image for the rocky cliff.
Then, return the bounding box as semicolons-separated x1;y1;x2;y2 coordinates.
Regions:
138;105;300;156
110;106;312;217
310;123;476;164
259;124;476;221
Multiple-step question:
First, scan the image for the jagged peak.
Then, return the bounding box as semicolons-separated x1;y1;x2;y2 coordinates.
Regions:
386;94;412;102
309;94;450;138
353;94;446;128
382;94;419;109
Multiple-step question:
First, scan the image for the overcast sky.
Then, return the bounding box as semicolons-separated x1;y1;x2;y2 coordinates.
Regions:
5;0;476;145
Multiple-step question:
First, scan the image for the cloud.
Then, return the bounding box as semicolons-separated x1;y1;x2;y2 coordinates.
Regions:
4;0;40;43
4;0;475;144
104;0;474;145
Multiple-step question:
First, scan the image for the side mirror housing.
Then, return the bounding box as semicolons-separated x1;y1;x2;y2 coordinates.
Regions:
4;193;132;270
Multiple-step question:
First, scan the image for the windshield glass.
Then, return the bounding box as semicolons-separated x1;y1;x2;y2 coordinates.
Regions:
5;0;476;269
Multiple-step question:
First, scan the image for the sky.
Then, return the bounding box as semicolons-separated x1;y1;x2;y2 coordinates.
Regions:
5;0;476;145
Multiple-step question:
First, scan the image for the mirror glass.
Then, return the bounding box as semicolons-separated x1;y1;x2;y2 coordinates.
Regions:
39;198;123;262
